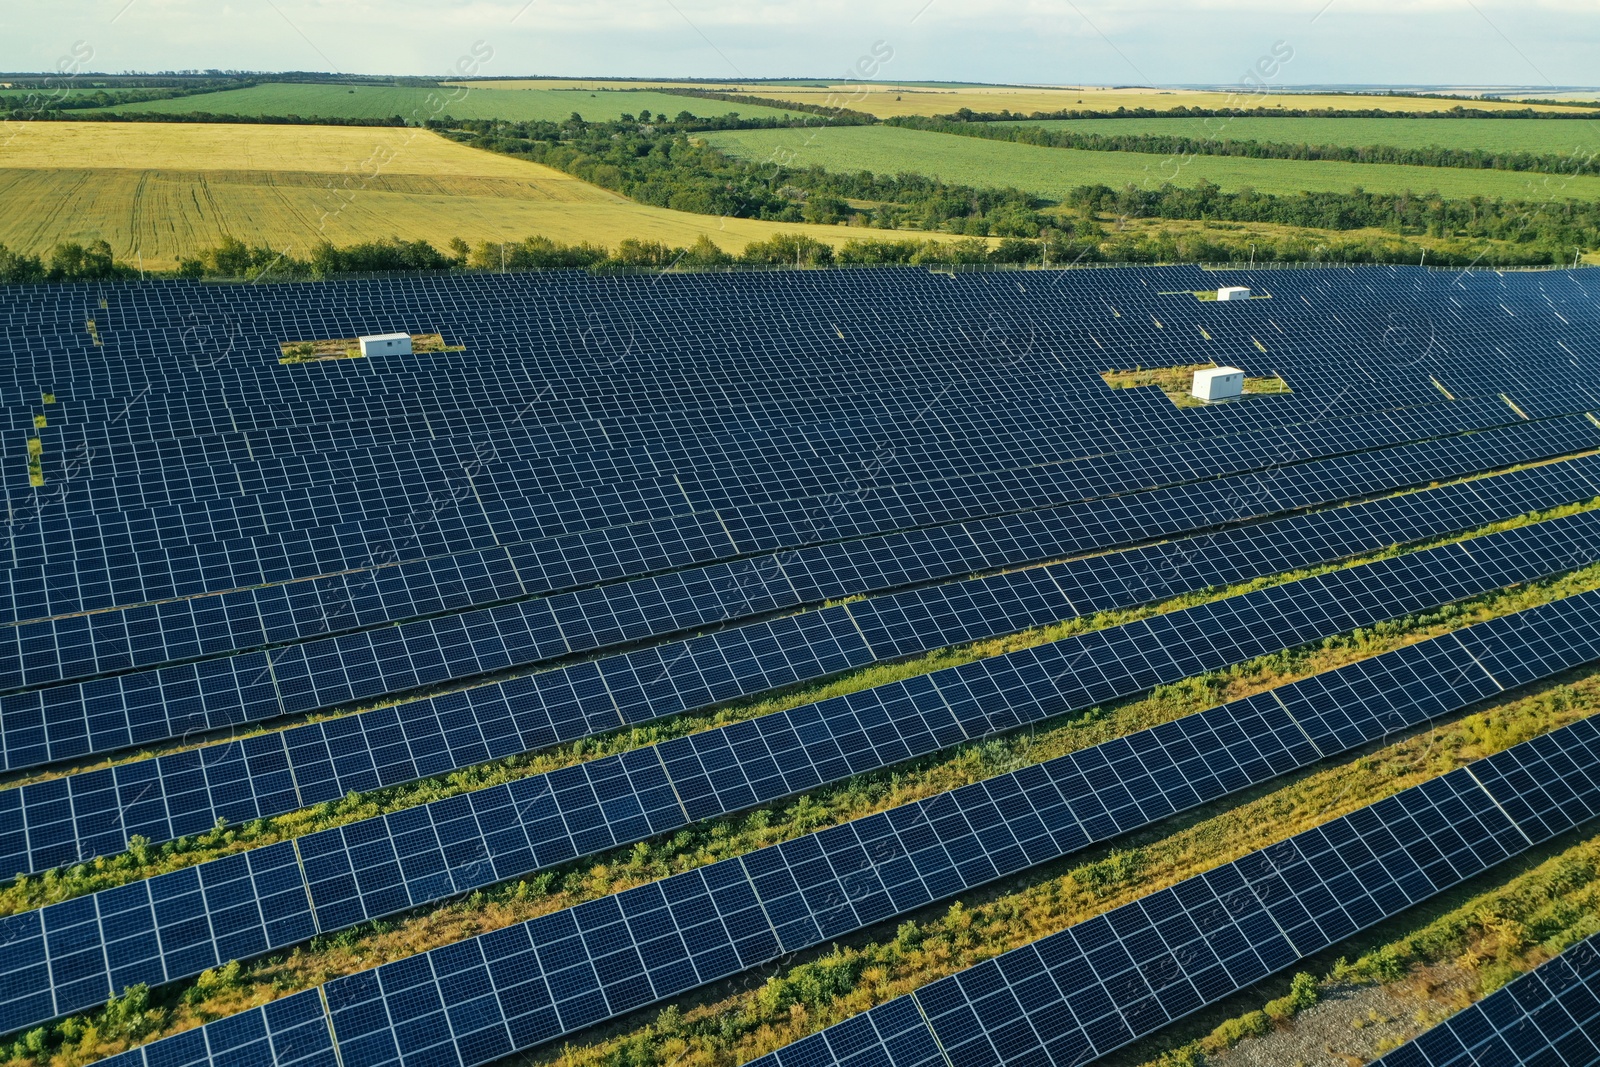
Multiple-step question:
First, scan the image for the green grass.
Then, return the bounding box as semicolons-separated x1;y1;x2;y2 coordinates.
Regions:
90;83;797;123
704;124;1600;200
991;116;1600;157
16;559;1600;1067
524;665;1600;1067
1126;823;1600;1066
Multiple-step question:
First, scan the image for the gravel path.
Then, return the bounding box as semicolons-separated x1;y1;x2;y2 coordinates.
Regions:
1206;971;1475;1067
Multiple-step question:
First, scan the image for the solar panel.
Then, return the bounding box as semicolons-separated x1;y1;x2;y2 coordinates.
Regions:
4;417;1595;789
4;583;1596;1039
750;716;1600;1067
8;264;1600;1063
63;624;1600;1067
5;500;1595;881
4;419;1596;735
1370;933;1600;1066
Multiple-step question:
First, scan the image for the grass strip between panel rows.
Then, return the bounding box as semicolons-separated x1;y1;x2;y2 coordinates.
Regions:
1124;814;1600;1066
2;495;1595;915
6;522;1600;1065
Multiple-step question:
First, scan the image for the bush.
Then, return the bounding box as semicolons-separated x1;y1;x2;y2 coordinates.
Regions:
311;236;451;277
1264;972;1320;1021
0;243;45;283
740;232;835;266
468;235;608;271
46;239;128;281
679;234;733;267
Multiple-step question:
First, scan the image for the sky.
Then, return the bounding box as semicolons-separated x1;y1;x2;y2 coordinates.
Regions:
2;0;1597;89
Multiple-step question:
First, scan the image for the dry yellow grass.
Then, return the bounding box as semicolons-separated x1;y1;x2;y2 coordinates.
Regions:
718;84;1599;118
0;121;553;176
0;122;902;267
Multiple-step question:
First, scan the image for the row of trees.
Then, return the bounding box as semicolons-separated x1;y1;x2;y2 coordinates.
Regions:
0;240;132;283
0;222;1575;288
888;114;1600;176
2;80;242;113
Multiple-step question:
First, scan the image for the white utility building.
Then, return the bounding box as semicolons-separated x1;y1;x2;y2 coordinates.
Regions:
1192;366;1245;402
1216;286;1252;301
359;333;413;357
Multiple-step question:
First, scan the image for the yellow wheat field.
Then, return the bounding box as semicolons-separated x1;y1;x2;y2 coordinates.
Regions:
0;122;897;267
718;84;1599;119
446;80;1597;118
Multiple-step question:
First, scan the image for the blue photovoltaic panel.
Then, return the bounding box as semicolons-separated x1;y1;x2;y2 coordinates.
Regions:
1371;933;1600;1067
5;583;1597;1040
74;664;1600;1067
4;501;1597;881
9;263;1600;1060
747;718;1600;1067
6;401;1588;775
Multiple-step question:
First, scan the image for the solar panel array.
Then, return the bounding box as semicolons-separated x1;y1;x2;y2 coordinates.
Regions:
79;597;1600;1067
7;513;1599;1035
6;497;1596;883
4;263;1600;1066
1372;933;1600;1067
8;411;1592;777
747;708;1600;1067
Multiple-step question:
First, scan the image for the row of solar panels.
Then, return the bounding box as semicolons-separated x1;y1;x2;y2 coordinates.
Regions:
2;268;1590;405
2;266;1596;1066
11;341;1174;464
3;391;1542;637
9;377;1504;571
2;498;1596;1033
0;282;1299;465
6;406;1593;776
6;275;1587;524
10;279;1528;483
66;589;1600;1067
7;443;1598;879
748;709;1600;1067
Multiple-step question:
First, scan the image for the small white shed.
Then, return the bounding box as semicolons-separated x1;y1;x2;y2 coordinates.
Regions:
358;332;413;357
1216;286;1252;301
1192;366;1245;402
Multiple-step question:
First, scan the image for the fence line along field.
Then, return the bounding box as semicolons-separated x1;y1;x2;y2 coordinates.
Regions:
704;124;1600;200
990;115;1600;156
0;122;876;267
92;82;797;122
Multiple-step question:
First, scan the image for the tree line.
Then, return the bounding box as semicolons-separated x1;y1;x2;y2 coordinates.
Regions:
0;219;1582;288
440;114;1598;261
1070;180;1599;253
2;80;245;113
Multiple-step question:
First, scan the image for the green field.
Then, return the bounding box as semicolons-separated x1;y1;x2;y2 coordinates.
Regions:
993;115;1600;156
93;82;796;122
705;124;1600;200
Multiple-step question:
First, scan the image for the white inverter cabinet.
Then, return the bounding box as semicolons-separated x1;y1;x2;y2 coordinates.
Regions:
1192;366;1245;402
358;333;413;357
1216;286;1252;301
